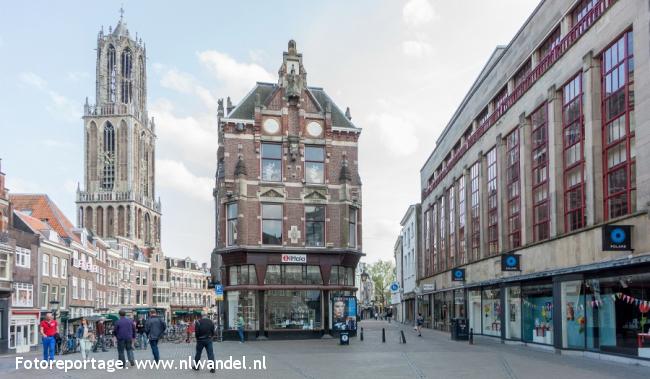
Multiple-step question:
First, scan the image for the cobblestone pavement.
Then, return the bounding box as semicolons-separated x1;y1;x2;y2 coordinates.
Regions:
1;320;648;378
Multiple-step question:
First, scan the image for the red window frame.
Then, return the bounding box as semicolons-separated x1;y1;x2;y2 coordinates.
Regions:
448;185;456;268
439;195;446;270
572;0;598;26
505;129;521;249
531;104;550;241
486;148;498;255
514;59;532;88
538;26;561;59
424;207;431;277
457;176;466;265
562;73;586;231
432;203;438;273
601;30;635;220
470;162;480;261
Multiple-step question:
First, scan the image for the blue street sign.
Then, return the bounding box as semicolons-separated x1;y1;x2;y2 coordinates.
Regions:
390;282;399;292
215;285;223;295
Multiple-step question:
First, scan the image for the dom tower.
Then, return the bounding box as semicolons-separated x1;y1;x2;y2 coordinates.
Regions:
77;12;161;249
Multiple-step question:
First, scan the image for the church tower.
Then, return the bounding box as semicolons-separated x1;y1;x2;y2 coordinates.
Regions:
77;10;160;248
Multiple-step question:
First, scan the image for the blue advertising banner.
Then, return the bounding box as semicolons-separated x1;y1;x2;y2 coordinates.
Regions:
332;296;357;331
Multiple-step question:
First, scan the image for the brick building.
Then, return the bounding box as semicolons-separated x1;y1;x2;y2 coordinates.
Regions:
212;41;363;338
418;0;650;360
0;161;13;353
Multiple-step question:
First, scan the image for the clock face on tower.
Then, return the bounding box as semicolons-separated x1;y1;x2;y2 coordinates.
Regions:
306;121;323;138
263;118;280;135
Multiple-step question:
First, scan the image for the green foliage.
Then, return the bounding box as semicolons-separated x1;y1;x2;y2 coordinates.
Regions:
367;260;395;305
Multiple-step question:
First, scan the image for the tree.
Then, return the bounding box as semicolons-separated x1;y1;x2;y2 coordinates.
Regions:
367;260;395;306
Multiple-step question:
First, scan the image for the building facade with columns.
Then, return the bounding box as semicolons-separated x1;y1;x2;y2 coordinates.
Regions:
418;0;650;360
212;41;363;339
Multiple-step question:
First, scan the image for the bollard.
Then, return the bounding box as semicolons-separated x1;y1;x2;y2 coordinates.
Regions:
401;330;407;344
469;328;474;345
360;327;364;341
382;328;386;343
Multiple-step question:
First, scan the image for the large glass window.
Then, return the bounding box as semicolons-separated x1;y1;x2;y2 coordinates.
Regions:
226;202;238;246
424;208;431;276
261;203;282;245
448;186;456;268
482;287;501;337
305;146;325;184
453;289;466;319
265;290;322;330
261;143;282;182
9;316;38;349
486;148;498;255
538;26;561;59
348;207;357;248
586;272;650;357
522;283;553;345
505;286;521;340
506;130;521;249
12;283;33;307
563;74;586;231
468;290;482;335
439;195;446;270
305;205;325;247
531;105;550;241
0;252;9;280
43;254;49;276
329;266;354;286
432;203;438;272
561;280;586;349
602;31;635;219
227;290;258;330
470;162;480;261
457;176;466;265
16;247;30;268
264;265;323;285
228;265;258;286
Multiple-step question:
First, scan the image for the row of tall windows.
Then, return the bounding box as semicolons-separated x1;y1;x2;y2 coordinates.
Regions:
422;31;636;276
261;143;326;184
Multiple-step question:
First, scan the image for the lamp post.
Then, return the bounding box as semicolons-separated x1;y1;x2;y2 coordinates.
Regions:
49;300;60;320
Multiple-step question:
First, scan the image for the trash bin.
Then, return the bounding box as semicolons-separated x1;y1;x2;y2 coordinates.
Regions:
339;331;350;345
451;318;469;341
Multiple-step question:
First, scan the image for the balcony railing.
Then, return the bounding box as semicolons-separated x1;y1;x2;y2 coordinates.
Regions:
84;102;149;128
422;0;613;199
77;190;161;212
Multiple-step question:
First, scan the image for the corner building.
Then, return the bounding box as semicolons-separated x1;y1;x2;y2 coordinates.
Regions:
212;41;363;339
419;0;650;361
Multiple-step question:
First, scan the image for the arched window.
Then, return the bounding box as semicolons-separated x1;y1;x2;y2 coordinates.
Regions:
102;122;115;190
121;48;133;103
107;45;117;102
138;55;146;110
144;213;151;245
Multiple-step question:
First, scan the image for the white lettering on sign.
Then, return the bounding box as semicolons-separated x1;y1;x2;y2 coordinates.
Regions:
281;254;306;263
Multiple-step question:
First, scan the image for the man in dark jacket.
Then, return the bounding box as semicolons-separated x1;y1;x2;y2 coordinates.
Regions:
114;310;136;367
192;312;215;373
145;309;166;363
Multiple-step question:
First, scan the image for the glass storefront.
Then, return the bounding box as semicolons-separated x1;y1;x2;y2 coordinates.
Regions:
522;283;553;345
265;290;322;330
418;295;431;328
468;289;481;334
453;289;466;319
227;290;258;330
506;286;521;340
482;287;501;337
561;280;585;349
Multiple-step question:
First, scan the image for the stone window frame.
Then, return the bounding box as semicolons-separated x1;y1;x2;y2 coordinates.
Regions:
562;72;586;231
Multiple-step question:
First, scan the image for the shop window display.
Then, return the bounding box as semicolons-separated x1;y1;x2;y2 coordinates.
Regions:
227;290;258;330
505;286;521;340
561;280;586;349
522;283;553;345
468;290;482;335
453;289;466;319
482;288;502;336
264;265;323;285
585;272;650;357
265;290;322;330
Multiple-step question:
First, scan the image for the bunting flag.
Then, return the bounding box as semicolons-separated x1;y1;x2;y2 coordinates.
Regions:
612;292;650;313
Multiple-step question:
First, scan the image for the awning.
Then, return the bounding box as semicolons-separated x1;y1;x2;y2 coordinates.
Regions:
174;311;189;316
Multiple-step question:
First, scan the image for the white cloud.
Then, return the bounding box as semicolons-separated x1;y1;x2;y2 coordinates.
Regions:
19;72;78;122
402;40;433;57
402;0;435;27
63;179;78;194
156;159;213;202
160;68;217;109
367;112;419;157
6;176;40;194
198;50;274;99
66;71;90;82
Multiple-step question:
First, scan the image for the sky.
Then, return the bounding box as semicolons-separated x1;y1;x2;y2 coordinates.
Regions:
0;0;540;265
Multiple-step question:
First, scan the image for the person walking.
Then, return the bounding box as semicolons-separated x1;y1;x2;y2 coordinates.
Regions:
77;318;93;360
144;309;166;363
136;316;147;350
387;308;393;323
236;314;245;343
187;319;195;343
93;320;108;352
192;312;215;373
40;312;58;361
416;313;424;337
114;310;136;367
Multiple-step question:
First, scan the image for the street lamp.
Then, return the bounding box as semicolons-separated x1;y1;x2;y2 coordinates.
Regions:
49;300;60;320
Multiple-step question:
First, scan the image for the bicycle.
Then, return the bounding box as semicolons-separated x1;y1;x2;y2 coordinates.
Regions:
60;334;79;355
